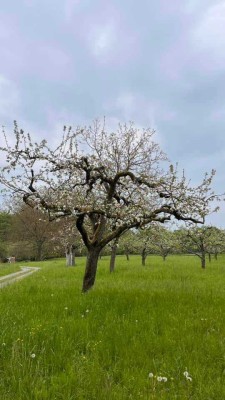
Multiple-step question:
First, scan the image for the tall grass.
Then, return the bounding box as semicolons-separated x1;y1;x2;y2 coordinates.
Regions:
0;263;21;277
0;255;225;399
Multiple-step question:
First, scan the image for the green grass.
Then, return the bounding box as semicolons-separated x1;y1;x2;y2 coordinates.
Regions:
1;254;225;399
0;263;21;277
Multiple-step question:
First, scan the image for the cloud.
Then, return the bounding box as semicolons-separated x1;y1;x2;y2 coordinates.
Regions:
64;0;81;23
191;1;225;69
0;75;19;119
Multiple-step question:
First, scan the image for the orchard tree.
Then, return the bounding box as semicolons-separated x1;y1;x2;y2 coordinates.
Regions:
177;226;221;268
153;226;178;261
136;227;155;266
118;230;137;261
11;204;56;261
0;120;219;292
51;217;83;266
204;227;225;261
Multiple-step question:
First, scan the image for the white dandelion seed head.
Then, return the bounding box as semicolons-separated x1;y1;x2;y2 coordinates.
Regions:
30;353;36;358
186;376;192;382
157;376;163;382
183;371;189;378
162;377;167;382
148;372;154;378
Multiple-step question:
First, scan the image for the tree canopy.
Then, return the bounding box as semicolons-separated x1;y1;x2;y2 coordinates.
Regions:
0;120;220;291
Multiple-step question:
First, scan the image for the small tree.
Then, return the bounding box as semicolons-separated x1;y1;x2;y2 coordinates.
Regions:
118;230;137;261
51;217;83;266
10;204;55;261
177;226;221;269
153;226;178;261
0;121;219;291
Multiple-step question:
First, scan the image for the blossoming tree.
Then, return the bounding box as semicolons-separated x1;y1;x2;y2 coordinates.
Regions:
0;120;218;291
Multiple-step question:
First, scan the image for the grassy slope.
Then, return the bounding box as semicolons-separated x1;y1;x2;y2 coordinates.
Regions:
0;255;225;399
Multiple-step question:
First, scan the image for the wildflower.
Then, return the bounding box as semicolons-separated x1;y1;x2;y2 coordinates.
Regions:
64;307;68;310
51;294;54;297
86;309;89;313
183;371;192;382
81;314;84;318
30;353;36;358
162;377;167;382
2;343;6;346
157;376;163;382
148;372;154;378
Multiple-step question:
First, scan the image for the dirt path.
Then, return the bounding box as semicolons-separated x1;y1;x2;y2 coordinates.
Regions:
0;267;40;289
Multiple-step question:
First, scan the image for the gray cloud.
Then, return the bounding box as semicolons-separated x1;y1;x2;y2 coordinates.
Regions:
0;0;224;225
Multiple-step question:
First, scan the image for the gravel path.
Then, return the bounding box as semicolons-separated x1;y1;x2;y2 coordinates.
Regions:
0;267;40;289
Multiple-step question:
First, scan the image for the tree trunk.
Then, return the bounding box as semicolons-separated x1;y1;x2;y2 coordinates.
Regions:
208;253;211;262
82;246;101;292
214;252;218;260
110;240;118;273
142;248;147;266
125;251;129;261
163;254;166;262
201;253;206;269
66;245;76;267
36;241;44;261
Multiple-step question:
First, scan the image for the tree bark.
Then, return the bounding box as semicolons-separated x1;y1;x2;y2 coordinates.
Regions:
125;250;129;261
142;247;147;266
201;253;206;269
36;241;44;261
208;253;211;262
66;245;76;267
82;246;101;292
214;252;218;260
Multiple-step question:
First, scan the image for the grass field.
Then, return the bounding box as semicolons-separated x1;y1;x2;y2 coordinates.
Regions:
0;254;225;399
0;263;21;277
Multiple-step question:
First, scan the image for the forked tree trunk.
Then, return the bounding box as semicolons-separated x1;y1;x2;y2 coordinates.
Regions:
82;246;101;292
66;245;76;267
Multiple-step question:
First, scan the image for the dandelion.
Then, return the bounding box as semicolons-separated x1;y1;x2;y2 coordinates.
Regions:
186;376;192;382
86;309;89;313
162;377;167;382
148;372;154;378
157;376;163;382
81;314;84;318
2;343;6;346
30;353;36;359
64;307;68;310
183;371;189;378
51;294;54;297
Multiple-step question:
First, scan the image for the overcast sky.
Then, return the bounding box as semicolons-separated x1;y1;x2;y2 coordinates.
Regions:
0;0;225;226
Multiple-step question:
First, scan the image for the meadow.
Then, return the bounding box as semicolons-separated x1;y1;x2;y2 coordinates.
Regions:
0;254;225;399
